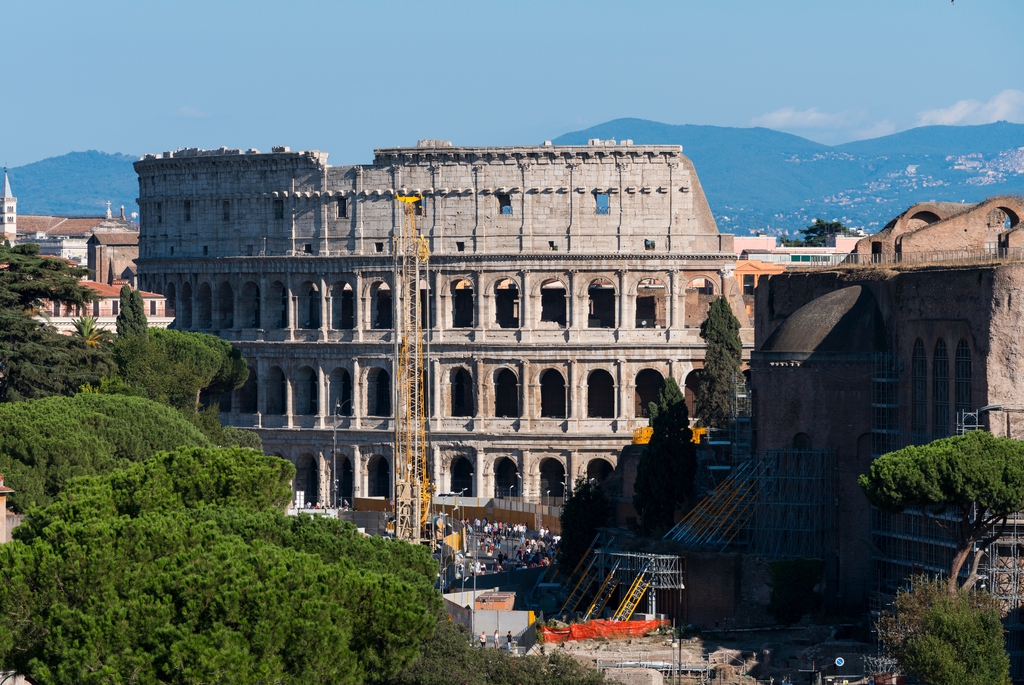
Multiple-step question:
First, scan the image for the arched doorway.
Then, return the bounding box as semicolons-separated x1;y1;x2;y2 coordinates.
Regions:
494;457;519;498
540;369;566;418
239;281;260;328
451;279;474;328
587;369;615;418
338;457;354;504
587;458;613;483
451;457;474;496
451;368;473;417
368;368;391;416
266;367;286;415
367;455;390;498
634;369;665;418
294;366;318;415
539;458;566;499
216;282;234;328
587;278;616;328
295;453;318;507
494;369;519;417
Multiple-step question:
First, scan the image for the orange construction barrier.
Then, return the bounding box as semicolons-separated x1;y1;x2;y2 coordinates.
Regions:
538;618;668;644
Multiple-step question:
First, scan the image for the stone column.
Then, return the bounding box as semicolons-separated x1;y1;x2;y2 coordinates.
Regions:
520;270;531;342
617;269;630;332
521;360;532;427
668;269;680;335
320;276;330;339
317;364;327;427
353;446;363;498
284;374;294;428
354;272;364;342
476;456;487;502
431;358;442;422
616;358;627;421
259;274;269;333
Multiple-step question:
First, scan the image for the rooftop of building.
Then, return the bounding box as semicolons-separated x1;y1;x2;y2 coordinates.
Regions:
17;215;136;238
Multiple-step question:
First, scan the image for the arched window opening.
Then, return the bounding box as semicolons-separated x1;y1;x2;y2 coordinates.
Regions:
368;368;391;416
587;278;616;328
295;366;318;415
240;282;260;328
332;282;355;329
494;457;519;498
494;369;519;418
300;282;321;329
420;282;433;329
197;282;212;329
540;369;566;418
587;369;615;418
793;433;812;450
451;457;474;496
371;282;392;329
955;340;972;418
179;283;193;329
933;339;949;438
683;370;700;418
451;368;473;417
494;278;520;329
368;455;390;498
165;282;177;319
239;366;258;414
338;457;354;504
912;339;927;436
540;279;567;326
266;366;286;415
451;279;474;328
634;369;665;418
636;278;667;328
329;368;353;417
540;459;566;499
295;454;319;507
587;459;613;483
685;277;715;328
215;282;234;329
269;281;288;329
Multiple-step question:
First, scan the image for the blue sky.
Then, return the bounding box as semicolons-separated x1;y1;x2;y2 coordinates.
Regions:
3;0;1023;167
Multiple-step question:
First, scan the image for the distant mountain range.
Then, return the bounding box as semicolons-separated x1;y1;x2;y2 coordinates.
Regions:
8;120;1024;235
554;119;1024;235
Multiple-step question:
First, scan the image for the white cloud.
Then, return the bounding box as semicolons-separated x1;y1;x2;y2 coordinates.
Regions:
851;119;897;141
174;106;209;119
750;107;849;130
914;89;1024;127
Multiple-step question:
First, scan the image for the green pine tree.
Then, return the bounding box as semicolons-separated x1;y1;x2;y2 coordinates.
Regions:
696;296;742;429
115;283;148;338
632;377;696;536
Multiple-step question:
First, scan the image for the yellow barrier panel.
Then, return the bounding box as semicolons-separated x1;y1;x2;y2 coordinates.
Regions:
632;426;653;444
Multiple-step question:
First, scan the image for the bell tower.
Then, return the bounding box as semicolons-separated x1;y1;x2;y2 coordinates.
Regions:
1;169;16;243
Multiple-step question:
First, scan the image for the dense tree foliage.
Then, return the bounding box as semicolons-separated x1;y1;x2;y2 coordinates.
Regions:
0;446;440;684
876;576;1010;685
695;296;742;429
780;218;858;247
633;378;696;536
558;477;612;574
115;282;147;338
386;618;604;685
859;431;1024;590
0;243;113;401
114;328;248;411
0;393;210;512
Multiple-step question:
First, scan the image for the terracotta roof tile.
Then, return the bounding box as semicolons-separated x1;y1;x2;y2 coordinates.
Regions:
84;282;162;299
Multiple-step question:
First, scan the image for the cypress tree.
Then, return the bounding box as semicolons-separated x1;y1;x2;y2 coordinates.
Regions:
632;377;696;536
696;296;742;429
115;284;148;337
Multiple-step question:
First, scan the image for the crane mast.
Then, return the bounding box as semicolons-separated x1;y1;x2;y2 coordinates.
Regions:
393;196;432;543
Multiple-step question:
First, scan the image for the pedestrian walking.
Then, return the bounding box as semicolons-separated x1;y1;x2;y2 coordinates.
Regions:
507;631;514;652
479;631;487;648
493;630;500;649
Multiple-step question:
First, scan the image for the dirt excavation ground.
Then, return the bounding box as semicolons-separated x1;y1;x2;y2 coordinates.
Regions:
530;624;876;684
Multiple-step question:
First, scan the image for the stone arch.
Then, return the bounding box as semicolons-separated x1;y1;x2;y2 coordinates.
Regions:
493;277;520;328
451;456;475;496
907;210;941;230
997;206;1021;229
450;278;475;328
197;282;212;329
266;366;286;415
164;282;177;319
494;368;519;418
539;278;567;326
268;281;288;329
370;281;392;329
215;282;234;329
338;455;354;504
587;277;616;328
635;277;666;328
179;282;193;329
331;281;355;329
239;281;260;328
239;365;258;414
294;366;318;415
587;458;614;483
793;433;812;450
367;367;391;416
450;367;474;417
329;367;353;416
494;457;520;498
587;369;615;418
298;281;321;329
684;369;700;417
685;276;716;328
295;453;319;505
367;454;391;498
539;458;566;498
540;368;566;418
634;368;665;418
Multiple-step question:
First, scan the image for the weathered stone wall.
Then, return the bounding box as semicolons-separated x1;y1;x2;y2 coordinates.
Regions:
134;142;749;505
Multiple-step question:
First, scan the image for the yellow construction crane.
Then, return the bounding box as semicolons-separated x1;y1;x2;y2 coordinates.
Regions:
393;195;433;543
